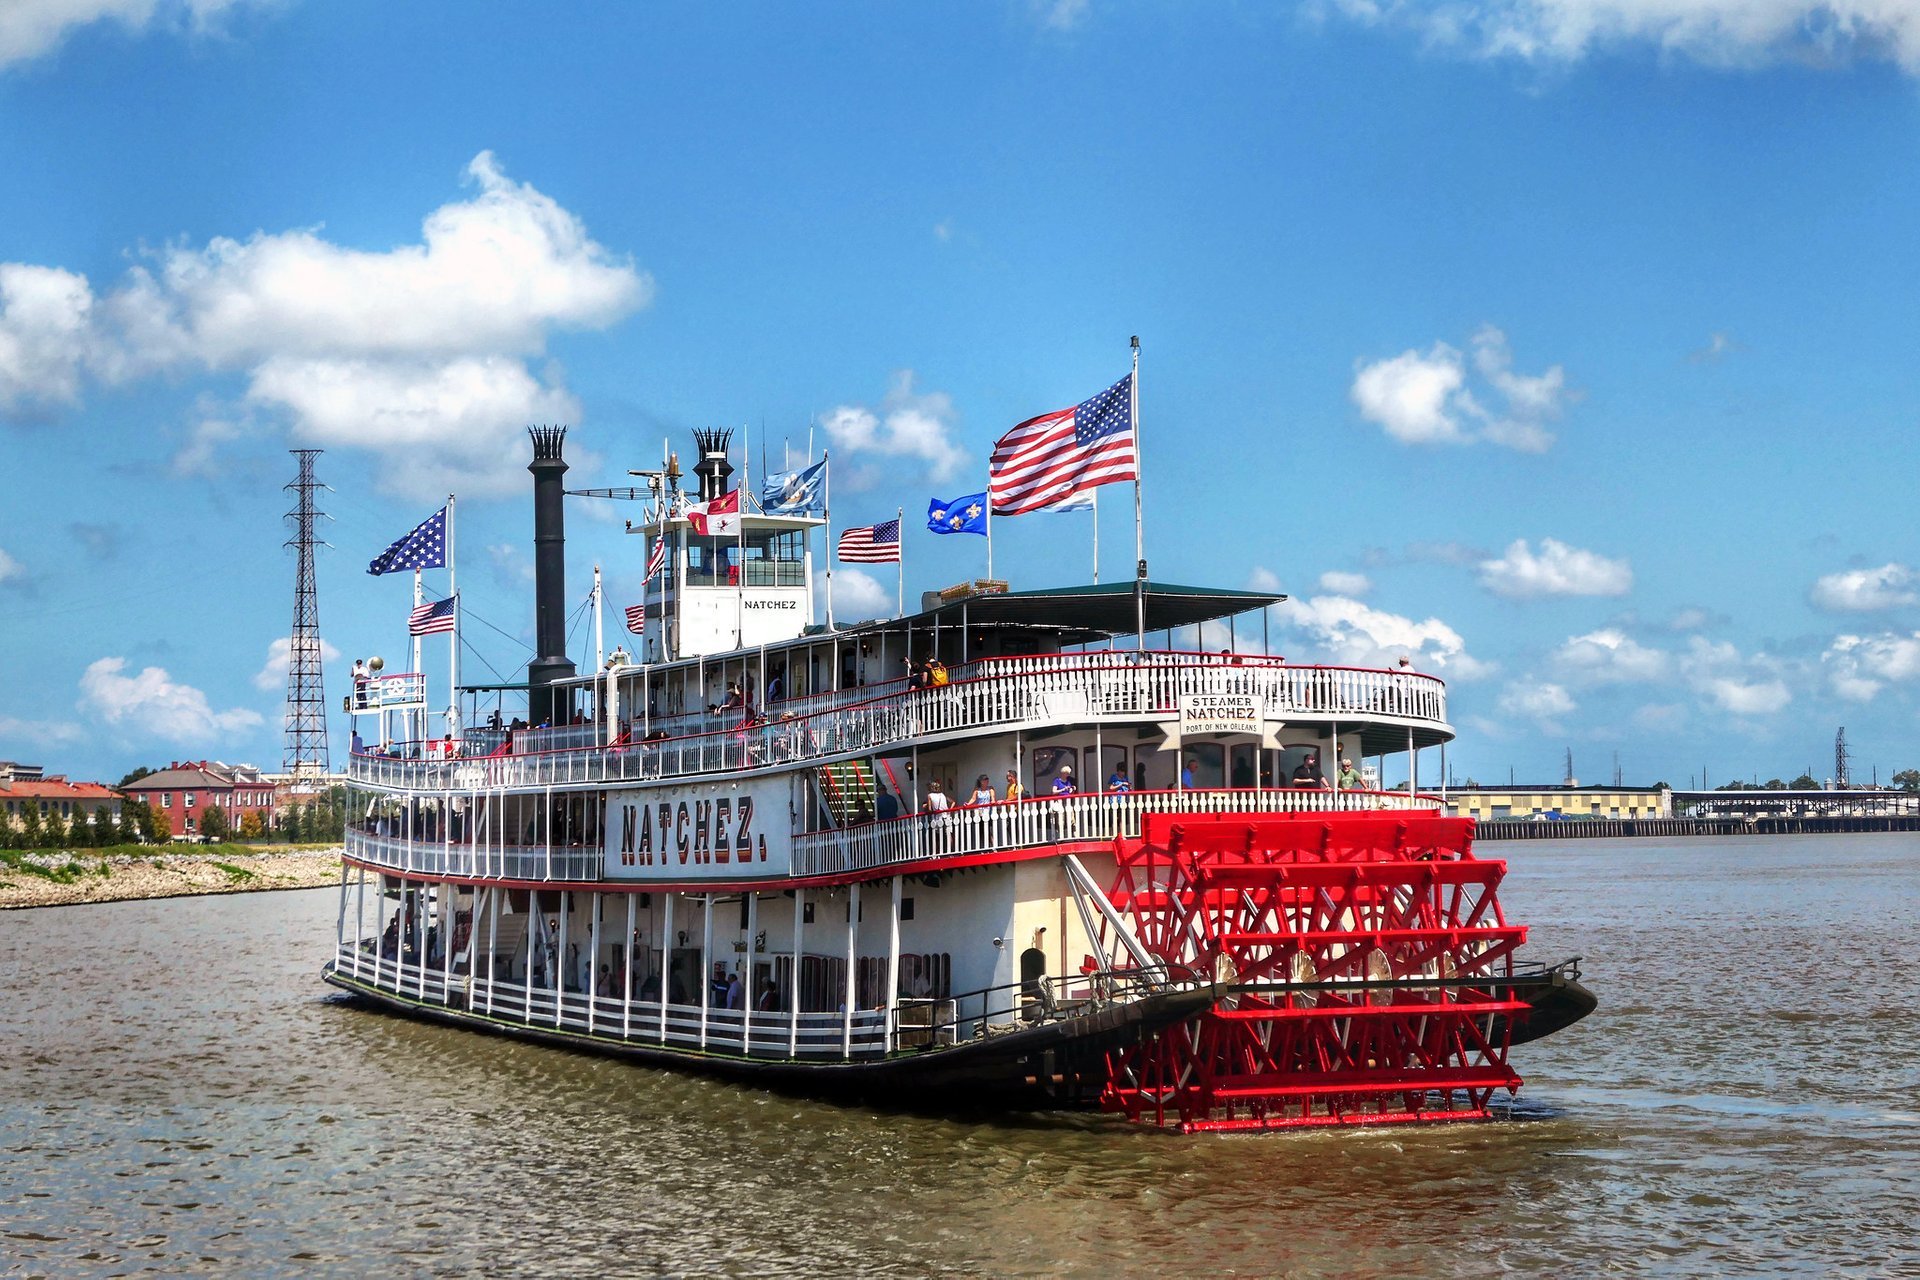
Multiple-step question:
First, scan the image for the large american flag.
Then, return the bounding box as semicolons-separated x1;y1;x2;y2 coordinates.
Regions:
989;374;1136;515
408;595;457;636
624;602;646;633
368;506;448;576
837;519;900;563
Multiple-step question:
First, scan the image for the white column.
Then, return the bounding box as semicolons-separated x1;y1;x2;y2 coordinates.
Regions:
699;893;714;1049
622;891;637;1040
885;876;902;1052
335;866;349;970
439;881;454;1001
658;890;676;1042
556;889;569;1027
1409;728;1417;796
789;887;804;1057
743;890;758;1053
588;890;603;1034
842;883;860;1057
354;864;365;980
486;884;501;1016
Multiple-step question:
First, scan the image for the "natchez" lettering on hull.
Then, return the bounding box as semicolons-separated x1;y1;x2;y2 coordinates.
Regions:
600;778;792;879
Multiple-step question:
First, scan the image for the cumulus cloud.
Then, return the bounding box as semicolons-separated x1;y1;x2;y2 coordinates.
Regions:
1275;591;1493;679
0;264;92;420
831;568;894;622
1679;637;1790;715
0;0;269;70
0;546;23;585
1552;628;1670;683
0;714;84;746
1034;0;1090;30
1350;326;1568;452
1497;678;1576;726
80;656;264;742
1823;630;1920;701
1810;562;1917;612
1322;0;1920;74
1;152;650;499
1318;570;1372;596
1478;537;1632;599
820;370;965;488
251;635;342;692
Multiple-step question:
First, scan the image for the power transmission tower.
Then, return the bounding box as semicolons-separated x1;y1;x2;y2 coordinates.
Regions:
283;450;333;785
1835;727;1851;790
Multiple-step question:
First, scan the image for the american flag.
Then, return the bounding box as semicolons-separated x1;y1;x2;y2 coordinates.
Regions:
368;506;448;576
624;602;645;633
645;532;667;580
837;519;900;563
408;595;457;636
989;374;1136;515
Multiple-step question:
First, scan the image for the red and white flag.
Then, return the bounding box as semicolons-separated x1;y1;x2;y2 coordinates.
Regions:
624;603;645;634
645;531;667;579
686;489;742;537
989;374;1136;515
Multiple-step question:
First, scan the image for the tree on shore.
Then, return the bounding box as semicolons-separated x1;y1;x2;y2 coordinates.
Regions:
34;806;66;849
239;809;266;840
200;804;230;842
1789;772;1819;790
280;804;306;844
116;766;157;788
1894;769;1920;793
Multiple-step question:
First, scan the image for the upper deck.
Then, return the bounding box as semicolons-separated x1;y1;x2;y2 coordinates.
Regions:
347;648;1450;795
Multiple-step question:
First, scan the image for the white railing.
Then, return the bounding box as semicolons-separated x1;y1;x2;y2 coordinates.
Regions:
342;787;1444;882
349;653;1447;795
334;946;887;1056
791;787;1443;876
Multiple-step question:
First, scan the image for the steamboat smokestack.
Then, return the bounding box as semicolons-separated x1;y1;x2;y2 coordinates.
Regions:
691;427;734;501
527;425;576;724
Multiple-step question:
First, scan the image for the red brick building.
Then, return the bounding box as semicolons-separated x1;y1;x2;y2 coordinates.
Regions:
0;776;122;838
122;761;277;839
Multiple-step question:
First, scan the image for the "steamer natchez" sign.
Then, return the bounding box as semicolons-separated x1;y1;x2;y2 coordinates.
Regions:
601;778;791;880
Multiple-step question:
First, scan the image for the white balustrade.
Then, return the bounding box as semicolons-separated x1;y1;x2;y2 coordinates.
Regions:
349;654;1448;795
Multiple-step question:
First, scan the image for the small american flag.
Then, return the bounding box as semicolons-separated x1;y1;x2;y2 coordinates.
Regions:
624;602;645;633
645;532;667;580
408;595;457;636
837;520;900;563
989;373;1136;515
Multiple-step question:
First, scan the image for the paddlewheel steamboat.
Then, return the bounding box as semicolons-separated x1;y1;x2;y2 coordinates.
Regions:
325;427;1593;1132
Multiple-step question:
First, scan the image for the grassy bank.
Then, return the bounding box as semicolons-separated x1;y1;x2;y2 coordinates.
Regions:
0;845;343;909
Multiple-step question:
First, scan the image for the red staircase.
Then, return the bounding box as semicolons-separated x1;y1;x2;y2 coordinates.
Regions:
1098;811;1529;1132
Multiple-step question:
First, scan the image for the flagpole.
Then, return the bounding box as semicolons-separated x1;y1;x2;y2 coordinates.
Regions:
823;447;835;631
896;506;905;618
592;563;604;673
1092;489;1100;584
1131;336;1145;652
985;492;993;582
448;495;461;744
411;568;423;743
736;425;747;650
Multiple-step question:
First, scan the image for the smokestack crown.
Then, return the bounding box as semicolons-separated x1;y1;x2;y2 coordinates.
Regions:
691;427;734;501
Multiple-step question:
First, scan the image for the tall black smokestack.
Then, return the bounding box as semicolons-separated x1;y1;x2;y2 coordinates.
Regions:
527;425;576;724
691;427;734;501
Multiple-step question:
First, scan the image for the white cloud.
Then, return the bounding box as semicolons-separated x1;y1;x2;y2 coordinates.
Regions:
1478;537;1632;599
1690;331;1738;363
0;714;85;746
820;370;965;488
251;635;342;692
1823;630;1920;702
1679;637;1790;715
1275;591;1493;679
1810;562;1917;612
1497;678;1576;724
1318;570;1373;596
1350;326;1567;452
0;263;93;419
1035;0;1090;30
0;0;265;70
1552;628;1670;683
0;546;23;584
830;568;894;622
3;152;649;498
79;656;264;742
1323;0;1920;73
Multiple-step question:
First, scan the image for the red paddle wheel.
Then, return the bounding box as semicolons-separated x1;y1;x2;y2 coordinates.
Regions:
1096;811;1531;1132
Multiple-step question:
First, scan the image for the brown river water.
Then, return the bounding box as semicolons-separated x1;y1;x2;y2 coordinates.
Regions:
3;833;1917;1277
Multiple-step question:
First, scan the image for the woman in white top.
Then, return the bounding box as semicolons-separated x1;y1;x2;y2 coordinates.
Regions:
968;774;997;805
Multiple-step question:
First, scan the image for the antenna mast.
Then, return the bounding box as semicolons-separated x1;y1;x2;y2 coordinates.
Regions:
1835;726;1851;789
283;450;332;787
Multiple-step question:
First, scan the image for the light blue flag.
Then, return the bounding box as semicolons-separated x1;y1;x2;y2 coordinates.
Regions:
761;458;827;515
927;492;988;536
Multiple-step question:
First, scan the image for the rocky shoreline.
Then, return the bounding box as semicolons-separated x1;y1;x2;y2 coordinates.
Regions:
0;848;343;910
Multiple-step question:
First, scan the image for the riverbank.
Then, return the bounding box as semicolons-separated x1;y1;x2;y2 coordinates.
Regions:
0;845;342;910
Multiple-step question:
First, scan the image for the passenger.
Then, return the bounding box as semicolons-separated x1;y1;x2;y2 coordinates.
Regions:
1292;753;1330;790
968;774;997;805
1231;757;1255;789
906;660;927;691
725;970;744;1009
1051;764;1075;795
1337;757;1362;790
1004;769;1023;801
1181;757;1196;789
928;659;950;687
875;785;900;822
1107;767;1130;794
596;964;612;997
922;781;953;815
766;665;785;704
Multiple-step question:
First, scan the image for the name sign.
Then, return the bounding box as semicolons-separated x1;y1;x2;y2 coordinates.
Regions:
1179;692;1261;737
602;777;791;880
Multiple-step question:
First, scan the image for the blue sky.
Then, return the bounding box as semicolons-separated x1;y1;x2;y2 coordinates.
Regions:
3;0;1919;788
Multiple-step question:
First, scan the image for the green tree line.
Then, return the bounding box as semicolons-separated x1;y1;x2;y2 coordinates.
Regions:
0;782;349;851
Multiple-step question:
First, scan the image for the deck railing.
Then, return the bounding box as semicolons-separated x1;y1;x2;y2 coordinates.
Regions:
351;653;1447;794
341;786;1444;882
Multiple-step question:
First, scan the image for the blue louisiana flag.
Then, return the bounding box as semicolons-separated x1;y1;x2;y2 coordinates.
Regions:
927;492;988;536
367;506;448;576
760;458;827;515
